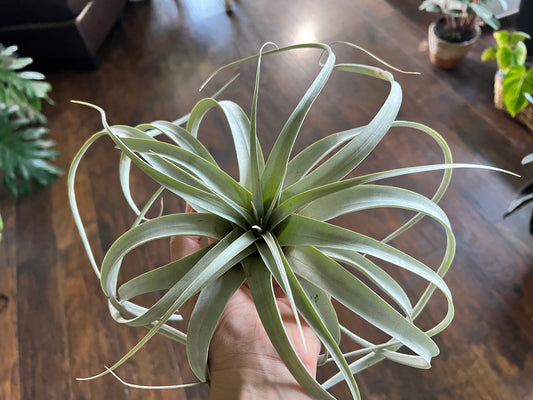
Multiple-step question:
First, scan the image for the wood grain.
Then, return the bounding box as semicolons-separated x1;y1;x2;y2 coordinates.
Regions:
0;199;19;400
1;0;533;398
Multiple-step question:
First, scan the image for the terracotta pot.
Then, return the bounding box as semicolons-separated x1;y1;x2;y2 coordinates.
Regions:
428;21;481;69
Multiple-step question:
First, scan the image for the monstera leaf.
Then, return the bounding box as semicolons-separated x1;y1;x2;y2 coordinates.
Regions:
0;44;60;199
0;103;61;197
0;45;52;123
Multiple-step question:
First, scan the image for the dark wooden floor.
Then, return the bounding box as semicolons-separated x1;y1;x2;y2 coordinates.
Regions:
1;0;533;399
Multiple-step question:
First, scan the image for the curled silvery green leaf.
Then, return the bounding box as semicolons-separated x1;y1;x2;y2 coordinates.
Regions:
68;42;510;399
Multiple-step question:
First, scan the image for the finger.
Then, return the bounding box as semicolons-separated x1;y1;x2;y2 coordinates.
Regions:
185;202;217;246
170;203;202;261
169;235;203;324
169;204;203;322
170;235;203;261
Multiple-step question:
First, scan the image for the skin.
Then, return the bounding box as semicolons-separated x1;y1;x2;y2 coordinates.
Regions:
170;205;321;399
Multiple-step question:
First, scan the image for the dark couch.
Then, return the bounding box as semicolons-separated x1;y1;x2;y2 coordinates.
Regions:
0;0;126;65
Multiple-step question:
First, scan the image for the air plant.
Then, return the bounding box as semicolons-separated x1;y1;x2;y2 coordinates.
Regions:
68;42;505;399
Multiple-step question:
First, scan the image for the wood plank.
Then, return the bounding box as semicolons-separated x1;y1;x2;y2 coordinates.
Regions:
15;190;72;400
0;201;20;400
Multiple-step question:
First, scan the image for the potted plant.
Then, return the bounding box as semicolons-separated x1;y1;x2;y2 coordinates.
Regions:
481;30;533;130
419;0;504;68
68;42;506;399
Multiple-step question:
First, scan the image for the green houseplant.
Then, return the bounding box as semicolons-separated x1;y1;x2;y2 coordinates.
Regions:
0;45;62;197
481;30;533;129
0;44;61;242
420;0;504;68
69;42;507;399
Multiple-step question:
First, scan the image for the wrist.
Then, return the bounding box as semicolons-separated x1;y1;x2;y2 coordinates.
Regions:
208;359;313;400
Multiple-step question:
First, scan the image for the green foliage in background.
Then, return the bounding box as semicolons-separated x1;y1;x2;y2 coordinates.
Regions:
482;30;533;117
482;30;529;73
0;103;62;197
0;45;61;198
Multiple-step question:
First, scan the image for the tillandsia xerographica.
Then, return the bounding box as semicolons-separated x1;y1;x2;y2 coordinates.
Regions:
68;42;508;399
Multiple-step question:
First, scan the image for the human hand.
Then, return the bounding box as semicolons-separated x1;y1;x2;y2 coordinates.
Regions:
170;205;321;399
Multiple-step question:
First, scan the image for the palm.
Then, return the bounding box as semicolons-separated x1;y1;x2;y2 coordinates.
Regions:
208;282;320;376
170;233;320;378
